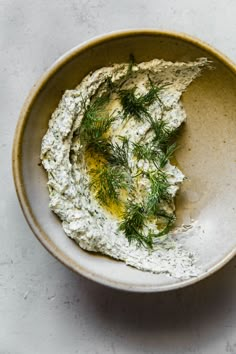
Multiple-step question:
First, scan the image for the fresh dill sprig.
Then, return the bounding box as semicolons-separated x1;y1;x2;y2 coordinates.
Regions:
149;118;171;145
119;88;146;121
119;83;162;121
90;165;130;205
132;141;159;162
120;200;145;231
80;94;113;156
81;95;132;206
132;139;176;169
145;172;176;240
159;142;177;168
119;200;153;248
82;94;110;124
118;168;175;249
90;138;132;206
145;171;171;215
81;96;131;168
118;72;164;121
148;75;166;108
150;118;180;154
108;140;130;169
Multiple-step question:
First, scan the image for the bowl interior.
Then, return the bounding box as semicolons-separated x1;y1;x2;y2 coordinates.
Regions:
16;32;236;291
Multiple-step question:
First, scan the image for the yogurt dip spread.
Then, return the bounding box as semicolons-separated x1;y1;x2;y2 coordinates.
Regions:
41;57;209;278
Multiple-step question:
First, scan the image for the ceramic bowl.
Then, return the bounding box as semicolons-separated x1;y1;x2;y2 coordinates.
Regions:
12;30;236;292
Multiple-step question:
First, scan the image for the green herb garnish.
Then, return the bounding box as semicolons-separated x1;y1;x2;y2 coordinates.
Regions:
159;142;177;168
118;170;173;248
108;138;130;169
79;57;181;248
90;165;130;206
119;200;153;248
79;95;113;157
133;141;159;162
145;171;171;215
119;84;162;121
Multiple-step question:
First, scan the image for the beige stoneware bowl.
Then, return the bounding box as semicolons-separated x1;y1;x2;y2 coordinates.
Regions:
13;30;236;292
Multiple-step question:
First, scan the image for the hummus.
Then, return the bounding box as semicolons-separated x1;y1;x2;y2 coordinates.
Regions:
41;57;209;278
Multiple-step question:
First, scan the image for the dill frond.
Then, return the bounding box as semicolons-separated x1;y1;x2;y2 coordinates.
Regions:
159;142;177;168
108;139;130;169
90;165;130;205
119;77;164;121
119;85;160;121
80;94;113;149
119;201;153;248
145;171;171;215
119;168;174;248
119;88;147;121
132;141;159;162
150;119;171;145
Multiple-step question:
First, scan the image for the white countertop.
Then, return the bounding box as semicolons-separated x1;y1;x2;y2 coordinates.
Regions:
1;1;236;353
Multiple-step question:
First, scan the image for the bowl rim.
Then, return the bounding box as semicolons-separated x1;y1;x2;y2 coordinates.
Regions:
12;28;236;292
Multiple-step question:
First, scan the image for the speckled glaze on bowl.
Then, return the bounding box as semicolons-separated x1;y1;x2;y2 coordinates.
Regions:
12;30;236;292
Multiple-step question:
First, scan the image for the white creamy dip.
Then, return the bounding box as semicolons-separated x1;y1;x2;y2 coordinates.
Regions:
41;58;209;278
